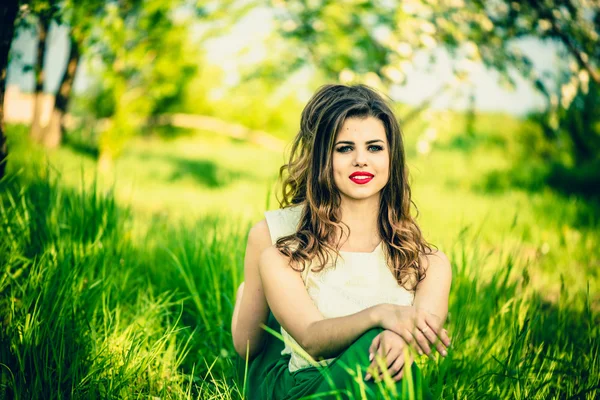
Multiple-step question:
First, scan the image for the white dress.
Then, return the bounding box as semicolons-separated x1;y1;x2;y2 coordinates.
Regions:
264;205;415;373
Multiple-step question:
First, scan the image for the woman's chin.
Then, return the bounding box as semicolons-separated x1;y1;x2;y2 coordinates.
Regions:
339;191;382;203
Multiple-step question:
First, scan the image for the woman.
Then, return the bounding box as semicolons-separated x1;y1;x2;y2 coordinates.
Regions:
231;84;452;399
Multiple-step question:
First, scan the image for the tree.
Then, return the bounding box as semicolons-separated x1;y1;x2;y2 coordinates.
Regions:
85;0;255;170
267;0;597;92
24;0;60;143
0;0;20;180
257;0;529;127
43;29;78;148
266;1;495;88
266;0;599;164
475;0;600;166
87;0;198;170
43;0;105;148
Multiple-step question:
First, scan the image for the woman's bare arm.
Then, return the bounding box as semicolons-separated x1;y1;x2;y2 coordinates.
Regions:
231;219;273;359
406;249;452;355
364;250;452;376
257;245;451;361
231;282;245;342
259;245;381;360
414;250;452;324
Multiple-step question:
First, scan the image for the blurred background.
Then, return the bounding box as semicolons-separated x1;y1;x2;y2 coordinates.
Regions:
0;0;599;398
3;0;599;218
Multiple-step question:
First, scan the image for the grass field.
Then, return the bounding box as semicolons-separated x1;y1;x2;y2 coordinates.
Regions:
1;115;598;399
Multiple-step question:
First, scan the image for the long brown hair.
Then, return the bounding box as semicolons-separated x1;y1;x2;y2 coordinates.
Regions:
276;84;434;290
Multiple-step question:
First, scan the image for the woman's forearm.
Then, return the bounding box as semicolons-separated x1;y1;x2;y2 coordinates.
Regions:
302;305;381;360
231;282;244;340
260;246;386;361
413;251;452;325
232;220;274;359
232;281;270;359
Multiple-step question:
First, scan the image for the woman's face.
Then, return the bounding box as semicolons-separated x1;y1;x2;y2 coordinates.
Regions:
332;116;390;205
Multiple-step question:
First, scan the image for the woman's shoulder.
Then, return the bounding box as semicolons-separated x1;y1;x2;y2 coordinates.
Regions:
247;219;271;247
421;249;450;264
419;249;452;278
258;244;297;277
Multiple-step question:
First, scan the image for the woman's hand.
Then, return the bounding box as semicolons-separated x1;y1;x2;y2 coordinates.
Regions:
375;304;451;357
364;330;413;382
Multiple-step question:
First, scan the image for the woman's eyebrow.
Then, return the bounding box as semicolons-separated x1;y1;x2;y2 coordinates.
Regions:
335;139;385;145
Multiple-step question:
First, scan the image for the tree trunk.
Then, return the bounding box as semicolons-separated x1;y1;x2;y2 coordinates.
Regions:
0;0;19;180
30;16;50;143
44;33;80;148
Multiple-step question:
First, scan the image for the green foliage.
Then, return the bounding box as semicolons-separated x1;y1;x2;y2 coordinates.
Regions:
540;78;600;166
4;123;283;218
2;101;599;398
265;0;600;175
435;231;599;398
1;168;598;398
268;0;598;96
479;79;600;198
205;78;307;140
83;0;198;160
0;174;200;398
71;0;262;162
0;151;262;397
546;159;600;198
73;81;116;120
267;0;526;87
14;0;61;31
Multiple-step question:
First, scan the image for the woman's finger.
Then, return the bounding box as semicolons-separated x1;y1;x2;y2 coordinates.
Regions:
387;352;406;378
440;328;452;348
392;365;405;382
374;336;394;375
384;345;402;370
424;313;446;336
411;327;431;356
396;327;415;348
368;333;381;361
365;352;384;381
365;335;387;381
423;320;448;356
419;319;440;342
394;352;414;382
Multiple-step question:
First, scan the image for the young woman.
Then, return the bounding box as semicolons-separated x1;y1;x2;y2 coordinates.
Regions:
231;84;452;399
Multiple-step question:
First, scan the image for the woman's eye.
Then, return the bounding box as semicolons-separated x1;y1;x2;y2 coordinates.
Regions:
336;146;352;153
368;145;384;152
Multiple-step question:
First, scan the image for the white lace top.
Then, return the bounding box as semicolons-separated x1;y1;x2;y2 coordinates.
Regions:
264;205;415;373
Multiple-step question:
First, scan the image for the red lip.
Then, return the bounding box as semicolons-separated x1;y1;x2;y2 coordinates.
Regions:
349;171;374;185
349;172;374;178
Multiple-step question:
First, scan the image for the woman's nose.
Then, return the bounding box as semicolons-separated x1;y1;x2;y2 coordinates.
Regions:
353;149;368;167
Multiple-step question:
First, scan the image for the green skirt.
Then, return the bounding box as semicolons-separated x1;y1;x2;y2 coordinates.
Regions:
238;313;433;400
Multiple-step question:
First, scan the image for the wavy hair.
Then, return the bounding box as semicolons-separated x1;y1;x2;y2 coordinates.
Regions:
275;84;434;290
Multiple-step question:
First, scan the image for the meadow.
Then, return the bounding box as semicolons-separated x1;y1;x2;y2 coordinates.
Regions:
0;113;598;399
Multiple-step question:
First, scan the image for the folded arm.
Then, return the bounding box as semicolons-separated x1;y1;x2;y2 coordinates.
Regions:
258;245;381;360
402;249;453;356
414;250;452;325
231;219;273;359
365;250;452;380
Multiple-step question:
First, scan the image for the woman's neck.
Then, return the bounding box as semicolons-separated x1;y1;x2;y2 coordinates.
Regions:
337;196;381;251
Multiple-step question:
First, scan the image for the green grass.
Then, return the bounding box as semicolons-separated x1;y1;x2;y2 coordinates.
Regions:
1;117;599;399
